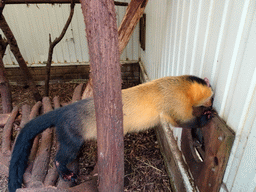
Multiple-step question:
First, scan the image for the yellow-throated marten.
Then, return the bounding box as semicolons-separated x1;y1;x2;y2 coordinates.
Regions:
8;75;214;192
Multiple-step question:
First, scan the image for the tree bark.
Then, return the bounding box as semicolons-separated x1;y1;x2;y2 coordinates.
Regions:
0;53;12;113
0;14;42;101
0;113;10;127
1;106;19;156
28;97;53;188
72;83;84;102
44;96;60;186
28;101;42;162
81;0;124;191
45;0;75;96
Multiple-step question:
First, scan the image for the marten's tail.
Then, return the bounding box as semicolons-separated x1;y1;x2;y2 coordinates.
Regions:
8;111;56;192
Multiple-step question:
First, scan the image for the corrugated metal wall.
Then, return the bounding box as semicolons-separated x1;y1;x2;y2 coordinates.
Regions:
141;0;256;191
1;0;139;66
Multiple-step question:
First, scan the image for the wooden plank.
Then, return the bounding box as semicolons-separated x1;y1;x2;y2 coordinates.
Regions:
155;120;195;192
181;115;235;192
118;0;148;54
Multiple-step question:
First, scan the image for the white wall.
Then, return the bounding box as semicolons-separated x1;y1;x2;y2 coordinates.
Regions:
1;0;139;66
141;0;256;191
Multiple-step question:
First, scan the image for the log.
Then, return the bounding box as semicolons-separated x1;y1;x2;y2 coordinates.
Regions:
118;0;148;53
1;106;19;156
28;101;42;162
53;96;61;109
44;96;60;186
0;151;10;176
16;186;69;192
81;0;124;191
0;113;10;127
72;83;84;102
23;101;43;186
68;176;98;192
20;104;31;128
82;78;93;99
0;52;12;113
11;104;31;152
28;97;54;188
44;165;59;186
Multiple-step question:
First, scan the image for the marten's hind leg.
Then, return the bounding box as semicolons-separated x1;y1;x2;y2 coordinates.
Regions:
55;136;84;182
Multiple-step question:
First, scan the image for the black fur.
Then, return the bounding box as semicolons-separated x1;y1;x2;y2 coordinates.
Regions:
178;106;213;129
186;75;208;86
8;99;92;192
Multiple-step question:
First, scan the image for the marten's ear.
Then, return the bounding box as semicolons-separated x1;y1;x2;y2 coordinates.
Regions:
204;77;211;87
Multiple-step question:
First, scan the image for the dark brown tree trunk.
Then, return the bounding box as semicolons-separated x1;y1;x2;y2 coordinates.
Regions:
0;14;42;101
45;0;75;96
81;0;124;191
0;54;12;113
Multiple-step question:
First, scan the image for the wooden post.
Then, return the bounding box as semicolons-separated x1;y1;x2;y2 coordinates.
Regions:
80;0;124;191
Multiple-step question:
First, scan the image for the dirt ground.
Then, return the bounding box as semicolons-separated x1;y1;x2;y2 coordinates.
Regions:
0;82;172;192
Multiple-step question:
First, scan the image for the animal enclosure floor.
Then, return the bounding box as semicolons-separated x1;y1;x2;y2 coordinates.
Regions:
0;83;172;192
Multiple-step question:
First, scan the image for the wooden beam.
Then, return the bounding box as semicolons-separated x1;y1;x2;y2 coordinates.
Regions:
118;0;148;53
4;0;128;6
81;0;124;192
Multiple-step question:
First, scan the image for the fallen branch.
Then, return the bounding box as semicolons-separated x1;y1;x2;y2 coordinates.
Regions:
53;96;61;109
44;96;60;186
72;83;84;102
0;151;10;176
16;186;69;192
19;104;31;128
44;165;59;187
28;97;54;188
12;104;31;152
0;48;12;113
23;101;43;186
69;176;98;192
45;0;75;96
82;78;93;99
28;101;42;162
1;106;19;156
0;113;10;127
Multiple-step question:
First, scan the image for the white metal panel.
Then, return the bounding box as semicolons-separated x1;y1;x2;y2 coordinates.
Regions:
141;0;256;191
1;2;138;66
